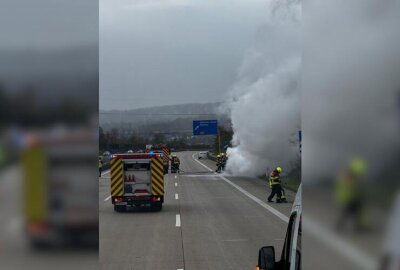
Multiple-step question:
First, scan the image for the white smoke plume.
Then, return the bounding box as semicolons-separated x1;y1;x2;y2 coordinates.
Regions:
223;0;301;176
303;0;400;183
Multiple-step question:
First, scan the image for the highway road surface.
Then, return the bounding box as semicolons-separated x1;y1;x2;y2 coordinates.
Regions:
99;151;296;270
0;153;382;269
100;151;383;270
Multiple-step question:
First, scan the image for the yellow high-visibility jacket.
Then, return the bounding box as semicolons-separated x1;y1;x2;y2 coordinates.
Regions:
268;171;281;188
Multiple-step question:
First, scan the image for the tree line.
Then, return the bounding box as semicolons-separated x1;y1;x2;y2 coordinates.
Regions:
99;126;215;153
99;125;233;154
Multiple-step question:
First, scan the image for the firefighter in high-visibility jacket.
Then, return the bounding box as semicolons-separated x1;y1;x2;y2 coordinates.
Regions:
216;154;222;173
267;167;286;203
335;158;367;231
171;154;180;172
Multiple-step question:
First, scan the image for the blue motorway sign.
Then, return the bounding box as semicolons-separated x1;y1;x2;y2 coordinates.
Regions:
193;120;218;135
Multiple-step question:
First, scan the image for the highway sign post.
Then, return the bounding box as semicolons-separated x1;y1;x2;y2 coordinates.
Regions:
298;130;302;153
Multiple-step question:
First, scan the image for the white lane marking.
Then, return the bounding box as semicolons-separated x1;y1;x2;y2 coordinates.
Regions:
175;175;177;179
222;239;248;242
102;170;111;201
192;153;213;172
176;214;181;227
175;182;178;187
183;174;215;177
304;217;377;270
192;154;288;223
192;153;378;269
183;174;219;178
101;170;110;176
220;175;289;223
177;269;184;270
175;193;179;200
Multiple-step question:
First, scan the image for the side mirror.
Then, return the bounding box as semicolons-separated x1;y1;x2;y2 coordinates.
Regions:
257;246;276;270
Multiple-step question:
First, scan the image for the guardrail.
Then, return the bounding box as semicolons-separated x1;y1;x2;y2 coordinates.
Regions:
207;152;217;161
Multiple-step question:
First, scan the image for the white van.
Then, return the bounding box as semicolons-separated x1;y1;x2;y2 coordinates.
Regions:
198;151;208;159
257;185;302;270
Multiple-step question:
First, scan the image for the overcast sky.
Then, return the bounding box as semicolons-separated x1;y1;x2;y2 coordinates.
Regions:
0;0;98;105
100;0;268;110
0;0;97;51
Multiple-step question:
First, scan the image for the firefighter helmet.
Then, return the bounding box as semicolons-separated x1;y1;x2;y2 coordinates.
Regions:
350;158;366;176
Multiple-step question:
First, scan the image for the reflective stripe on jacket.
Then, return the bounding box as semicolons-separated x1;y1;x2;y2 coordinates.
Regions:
269;171;281;187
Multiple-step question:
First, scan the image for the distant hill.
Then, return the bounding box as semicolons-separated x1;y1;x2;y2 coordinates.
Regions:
0;46;98;106
100;102;230;134
100;102;223;125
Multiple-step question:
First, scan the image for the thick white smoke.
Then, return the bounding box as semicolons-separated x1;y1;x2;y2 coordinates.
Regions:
224;0;301;176
303;0;400;182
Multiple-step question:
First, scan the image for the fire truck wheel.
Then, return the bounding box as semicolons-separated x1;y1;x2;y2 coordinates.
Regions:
114;205;127;212
151;204;162;212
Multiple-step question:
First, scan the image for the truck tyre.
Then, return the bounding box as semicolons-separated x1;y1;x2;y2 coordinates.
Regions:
151;204;162;212
30;238;51;250
114;205;126;212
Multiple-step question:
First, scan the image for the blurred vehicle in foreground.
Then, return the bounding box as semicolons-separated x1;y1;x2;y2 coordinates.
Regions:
21;128;98;248
257;185;301;270
380;193;400;270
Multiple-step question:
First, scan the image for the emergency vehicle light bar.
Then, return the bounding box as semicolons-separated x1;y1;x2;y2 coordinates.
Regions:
112;153;162;159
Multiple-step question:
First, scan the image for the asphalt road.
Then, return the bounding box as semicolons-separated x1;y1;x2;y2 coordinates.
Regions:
99;151;295;270
0;152;383;269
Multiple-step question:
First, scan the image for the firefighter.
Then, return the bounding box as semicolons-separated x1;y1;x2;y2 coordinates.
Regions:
267;166;285;203
335;158;367;231
220;153;227;171
171;154;180;172
163;156;169;174
216;154;222;173
98;157;103;177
